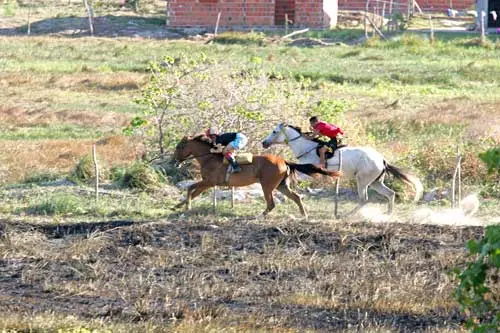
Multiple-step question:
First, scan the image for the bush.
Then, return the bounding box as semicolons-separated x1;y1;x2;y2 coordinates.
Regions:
454;225;500;332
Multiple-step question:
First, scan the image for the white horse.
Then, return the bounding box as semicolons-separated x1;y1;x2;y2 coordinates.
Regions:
262;123;423;214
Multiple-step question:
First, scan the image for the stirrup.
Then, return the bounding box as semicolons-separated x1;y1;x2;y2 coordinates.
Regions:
232;164;241;173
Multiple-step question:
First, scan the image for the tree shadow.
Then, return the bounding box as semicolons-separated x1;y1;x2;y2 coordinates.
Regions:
0;15;183;39
0;219;137;238
224;300;464;332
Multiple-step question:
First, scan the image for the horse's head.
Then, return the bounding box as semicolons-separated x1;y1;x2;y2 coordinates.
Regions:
173;136;192;163
262;123;301;148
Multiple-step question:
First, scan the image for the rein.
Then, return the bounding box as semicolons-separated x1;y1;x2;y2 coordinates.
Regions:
297;146;317;159
279;125;315;159
178;151;218;163
280;126;301;144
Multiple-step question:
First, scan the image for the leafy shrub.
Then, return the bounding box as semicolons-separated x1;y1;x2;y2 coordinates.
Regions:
479;148;500;175
308;99;350;124
26;194;86;216
454;225;500;333
115;163;162;190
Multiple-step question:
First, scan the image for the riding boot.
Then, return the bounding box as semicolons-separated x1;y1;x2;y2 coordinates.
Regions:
231;160;241;173
225;153;241;173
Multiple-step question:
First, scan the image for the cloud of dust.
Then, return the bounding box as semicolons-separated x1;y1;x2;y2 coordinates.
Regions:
360;194;489;227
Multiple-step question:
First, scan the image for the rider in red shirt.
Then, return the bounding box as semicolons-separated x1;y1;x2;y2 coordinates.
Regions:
307;116;344;167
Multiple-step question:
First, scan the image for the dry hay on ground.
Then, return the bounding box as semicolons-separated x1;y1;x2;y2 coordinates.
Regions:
0;217;480;331
0;107;129;128
0;136;143;184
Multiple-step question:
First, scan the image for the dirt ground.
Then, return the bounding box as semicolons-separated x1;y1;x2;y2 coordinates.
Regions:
0;216;483;331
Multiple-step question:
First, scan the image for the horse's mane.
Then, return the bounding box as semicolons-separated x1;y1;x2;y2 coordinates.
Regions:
287;124;303;134
191;134;213;147
286;124;324;144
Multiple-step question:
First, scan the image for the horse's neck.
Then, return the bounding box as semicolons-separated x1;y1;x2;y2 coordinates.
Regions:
288;136;318;157
190;142;216;164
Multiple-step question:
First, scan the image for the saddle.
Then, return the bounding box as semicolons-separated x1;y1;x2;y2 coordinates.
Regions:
223;153;253;184
315;144;347;163
222;153;253;165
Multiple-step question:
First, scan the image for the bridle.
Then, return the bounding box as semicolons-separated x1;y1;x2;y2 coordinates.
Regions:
274;124;317;159
278;125;301;144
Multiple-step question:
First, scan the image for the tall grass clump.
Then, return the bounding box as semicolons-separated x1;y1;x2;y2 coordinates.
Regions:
69;154;106;184
113;162;162;190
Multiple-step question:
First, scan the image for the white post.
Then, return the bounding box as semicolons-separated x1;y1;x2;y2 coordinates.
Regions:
451;150;462;208
27;0;33;36
285;13;289;36
231;187;235;208
214;12;222;36
213;186;217;214
365;0;370;38
83;0;95;36
92;144;99;202
480;10;486;44
428;15;434;43
334;150;343;219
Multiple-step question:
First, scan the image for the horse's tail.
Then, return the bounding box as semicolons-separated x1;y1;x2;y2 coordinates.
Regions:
286;162;341;179
384;161;423;202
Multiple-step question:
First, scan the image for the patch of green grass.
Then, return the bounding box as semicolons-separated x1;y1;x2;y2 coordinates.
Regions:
214;31;267;46
23;171;61;184
0;125;107;140
25;193;86;216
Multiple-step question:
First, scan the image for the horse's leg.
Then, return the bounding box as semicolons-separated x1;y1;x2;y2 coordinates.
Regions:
261;183;276;216
186;182;212;211
175;181;211;210
277;180;308;219
345;174;371;216
369;179;395;214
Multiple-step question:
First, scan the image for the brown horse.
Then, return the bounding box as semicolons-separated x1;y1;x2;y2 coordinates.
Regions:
173;135;341;218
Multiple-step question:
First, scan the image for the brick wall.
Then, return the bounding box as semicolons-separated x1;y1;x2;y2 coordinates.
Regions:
167;0;274;27
337;0;476;12
167;0;329;28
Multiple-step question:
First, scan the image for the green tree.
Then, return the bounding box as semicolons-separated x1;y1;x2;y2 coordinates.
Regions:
125;54;313;161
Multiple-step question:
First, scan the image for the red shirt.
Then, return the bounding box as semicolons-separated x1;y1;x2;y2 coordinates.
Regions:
313;121;343;138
